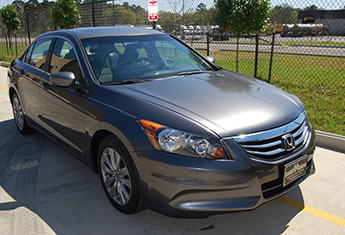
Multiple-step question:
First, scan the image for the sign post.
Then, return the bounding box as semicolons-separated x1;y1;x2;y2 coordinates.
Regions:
148;1;158;29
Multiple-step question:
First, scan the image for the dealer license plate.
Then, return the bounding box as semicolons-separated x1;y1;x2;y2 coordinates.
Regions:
283;155;308;187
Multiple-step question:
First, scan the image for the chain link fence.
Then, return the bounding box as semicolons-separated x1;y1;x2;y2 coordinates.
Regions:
0;0;344;135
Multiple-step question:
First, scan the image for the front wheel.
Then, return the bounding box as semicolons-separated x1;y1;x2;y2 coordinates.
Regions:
98;135;145;214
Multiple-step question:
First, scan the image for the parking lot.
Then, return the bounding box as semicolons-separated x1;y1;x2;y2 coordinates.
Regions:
0;65;344;235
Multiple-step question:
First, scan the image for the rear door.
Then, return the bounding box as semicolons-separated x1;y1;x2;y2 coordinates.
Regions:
16;37;54;127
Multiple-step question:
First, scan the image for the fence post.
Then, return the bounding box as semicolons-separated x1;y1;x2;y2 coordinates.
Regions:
92;2;96;27
268;22;276;84
26;12;31;44
207;22;210;56
15;33;18;56
191;31;194;48
7;30;13;56
254;34;259;78
5;30;9;55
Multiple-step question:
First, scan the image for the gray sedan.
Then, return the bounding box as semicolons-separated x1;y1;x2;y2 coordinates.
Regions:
7;27;315;217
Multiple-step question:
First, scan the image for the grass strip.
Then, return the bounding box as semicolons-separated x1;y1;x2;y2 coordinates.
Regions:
199;49;345;136
0;42;28;63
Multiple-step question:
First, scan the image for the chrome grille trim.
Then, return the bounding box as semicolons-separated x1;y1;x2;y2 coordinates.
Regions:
242;140;281;149
232;112;310;160
293;120;306;138
246;148;285;156
294;125;308;146
233;112;306;143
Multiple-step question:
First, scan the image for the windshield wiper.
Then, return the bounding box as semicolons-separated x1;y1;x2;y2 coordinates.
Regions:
105;79;153;85
176;71;210;76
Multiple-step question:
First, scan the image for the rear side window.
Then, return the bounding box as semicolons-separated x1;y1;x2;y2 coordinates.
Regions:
29;38;53;70
23;43;35;64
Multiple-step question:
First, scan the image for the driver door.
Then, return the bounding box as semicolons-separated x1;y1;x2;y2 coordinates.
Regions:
40;38;88;155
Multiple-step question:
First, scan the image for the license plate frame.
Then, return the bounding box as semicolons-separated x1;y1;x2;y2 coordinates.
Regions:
283;154;308;187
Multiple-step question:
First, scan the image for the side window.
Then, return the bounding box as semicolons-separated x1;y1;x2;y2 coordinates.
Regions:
114;42;148;60
50;38;82;82
155;40;189;62
136;47;148;60
155;40;211;71
29;38;53;70
23;43;35;64
114;42;125;54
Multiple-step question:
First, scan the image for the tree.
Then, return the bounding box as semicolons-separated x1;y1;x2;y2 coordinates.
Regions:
41;0;55;9
51;0;80;29
123;2;130;10
159;11;180;32
304;5;318;11
132;5;147;26
1;5;21;33
12;0;25;13
113;5;136;25
24;0;40;11
203;8;216;25
215;0;270;72
270;5;298;24
1;4;21;55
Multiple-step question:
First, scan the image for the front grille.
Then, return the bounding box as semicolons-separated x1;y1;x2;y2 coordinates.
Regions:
233;112;310;160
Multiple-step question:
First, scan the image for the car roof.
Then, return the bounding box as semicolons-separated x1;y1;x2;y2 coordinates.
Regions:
40;26;164;39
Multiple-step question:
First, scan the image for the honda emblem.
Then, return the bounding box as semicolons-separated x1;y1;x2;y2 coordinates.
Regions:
282;134;296;151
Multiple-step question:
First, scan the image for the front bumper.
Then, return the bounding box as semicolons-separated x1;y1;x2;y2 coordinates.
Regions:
135;134;315;218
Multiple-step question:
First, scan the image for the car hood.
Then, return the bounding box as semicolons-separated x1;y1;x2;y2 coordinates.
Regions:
117;69;305;137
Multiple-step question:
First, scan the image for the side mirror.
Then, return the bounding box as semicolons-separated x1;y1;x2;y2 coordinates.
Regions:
50;71;76;87
205;56;216;63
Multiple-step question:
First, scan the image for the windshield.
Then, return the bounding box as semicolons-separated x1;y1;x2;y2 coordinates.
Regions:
82;34;215;84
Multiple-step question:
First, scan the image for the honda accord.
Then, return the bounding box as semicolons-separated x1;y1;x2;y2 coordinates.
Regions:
7;27;315;217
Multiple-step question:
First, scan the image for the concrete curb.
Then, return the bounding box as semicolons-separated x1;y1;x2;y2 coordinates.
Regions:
315;131;345;153
0;62;10;68
290;44;345;49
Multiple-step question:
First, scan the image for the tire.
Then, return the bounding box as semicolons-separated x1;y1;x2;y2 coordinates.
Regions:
98;135;145;214
11;92;33;135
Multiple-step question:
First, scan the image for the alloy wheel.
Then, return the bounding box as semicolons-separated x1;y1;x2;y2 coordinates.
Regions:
13;96;24;130
100;147;132;205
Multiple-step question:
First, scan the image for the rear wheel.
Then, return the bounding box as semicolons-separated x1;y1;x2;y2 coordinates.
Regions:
98;135;145;214
11;93;32;135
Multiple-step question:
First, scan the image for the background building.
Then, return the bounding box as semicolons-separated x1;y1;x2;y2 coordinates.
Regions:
298;10;345;35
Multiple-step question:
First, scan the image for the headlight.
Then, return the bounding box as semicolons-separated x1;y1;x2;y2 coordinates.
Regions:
139;119;229;159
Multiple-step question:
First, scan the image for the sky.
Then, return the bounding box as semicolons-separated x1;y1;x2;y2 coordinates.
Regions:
0;0;343;12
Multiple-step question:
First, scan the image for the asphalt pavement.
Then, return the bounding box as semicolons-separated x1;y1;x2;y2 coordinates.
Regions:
0;65;345;235
182;34;345;57
186;41;345;57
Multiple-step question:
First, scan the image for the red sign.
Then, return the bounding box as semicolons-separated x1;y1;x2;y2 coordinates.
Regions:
148;1;158;21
